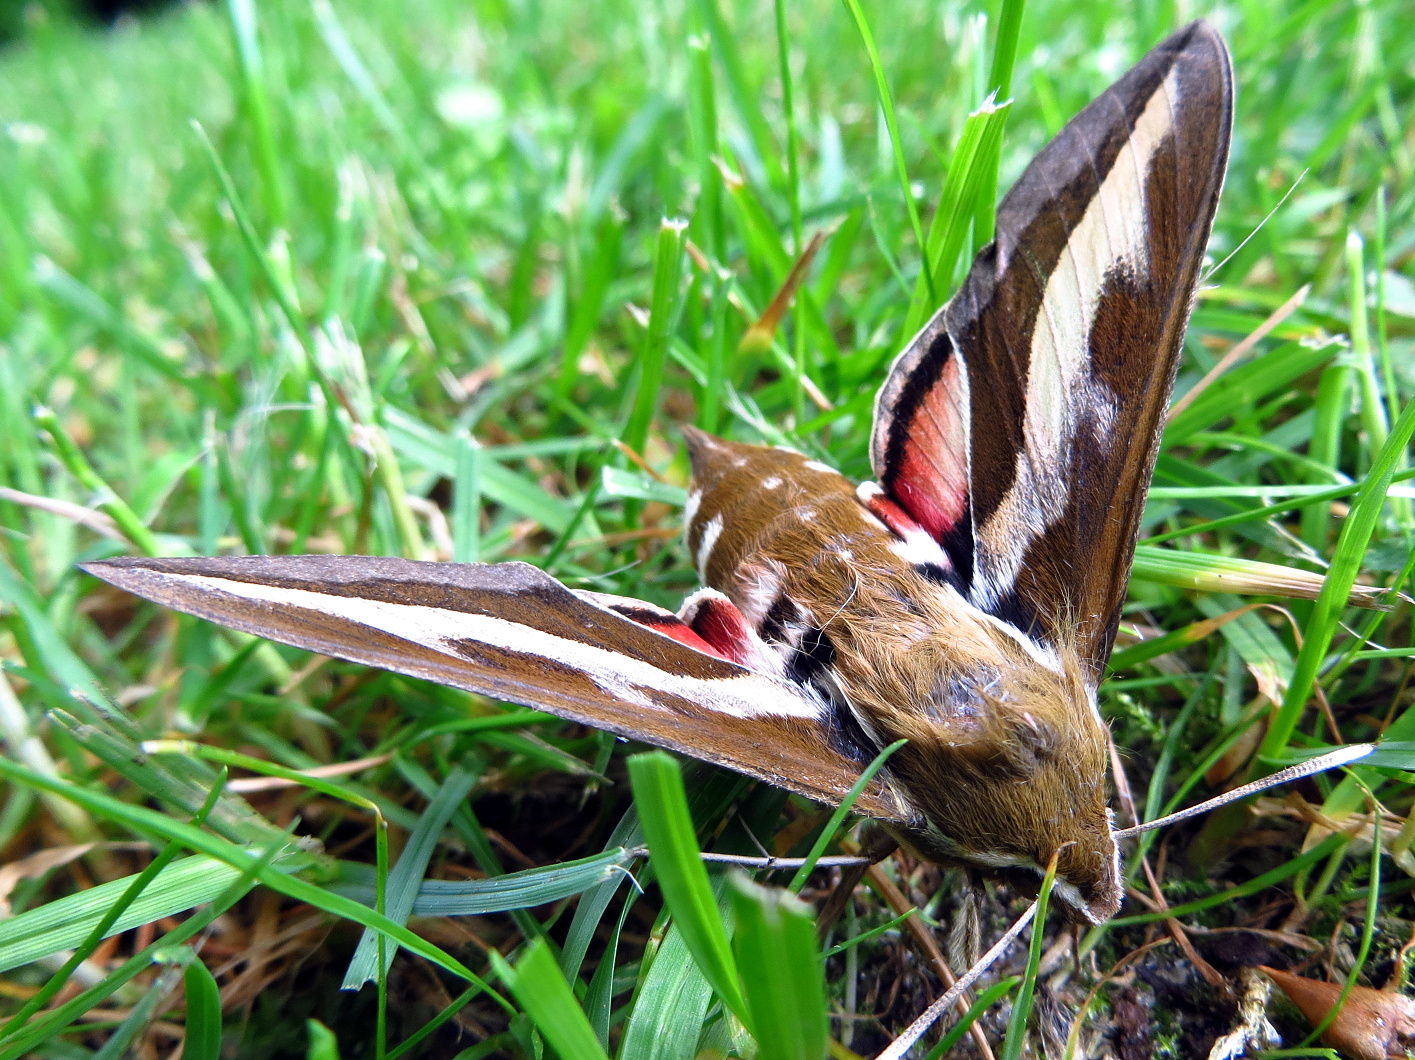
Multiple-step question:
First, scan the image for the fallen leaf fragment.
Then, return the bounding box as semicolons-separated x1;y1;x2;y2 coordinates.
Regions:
1261;965;1415;1060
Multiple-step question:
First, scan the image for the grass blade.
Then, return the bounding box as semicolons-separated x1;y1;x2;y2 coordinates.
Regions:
972;0;1026;248
787;738;906;894
91;963;182;1060
343;761;479;988
627;752;748;1029
332;848;636;916
617;912;719;1060
900;99;1012;339
494;941;610;1060
999;853;1057;1060
840;0;932;303
1259;388;1415;762
623;218;689;461
307;1020;341;1060
224;0;285;224
0;856;246;976
1;775;225;1027
181;956;224;1060
0;755;504;999
730;876;826;1060
0;834;288;1060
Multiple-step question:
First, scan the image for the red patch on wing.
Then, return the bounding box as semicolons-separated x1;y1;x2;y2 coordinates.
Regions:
585;592;739;663
631;612;736;662
686;594;760;668
862;490;926;540
890;356;969;541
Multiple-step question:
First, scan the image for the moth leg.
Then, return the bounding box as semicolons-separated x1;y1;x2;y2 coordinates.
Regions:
1034;984;1073;1060
856;847;1002;1060
815;825;899;940
947;868;984;975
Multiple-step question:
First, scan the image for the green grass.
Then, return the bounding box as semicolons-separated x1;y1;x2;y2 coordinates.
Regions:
0;0;1413;1056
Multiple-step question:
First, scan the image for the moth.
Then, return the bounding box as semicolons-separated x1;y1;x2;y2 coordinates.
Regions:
85;22;1232;925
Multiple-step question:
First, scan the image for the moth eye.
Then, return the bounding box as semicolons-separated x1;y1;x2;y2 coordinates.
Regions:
1005;714;1061;764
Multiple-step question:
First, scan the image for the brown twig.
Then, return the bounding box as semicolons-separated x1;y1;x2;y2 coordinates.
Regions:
1138;854;1230;995
863;863;997;1060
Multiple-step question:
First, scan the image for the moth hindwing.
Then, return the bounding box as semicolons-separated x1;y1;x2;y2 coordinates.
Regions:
84;22;1233;926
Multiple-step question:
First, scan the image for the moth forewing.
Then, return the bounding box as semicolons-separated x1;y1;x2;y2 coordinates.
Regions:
79;555;916;823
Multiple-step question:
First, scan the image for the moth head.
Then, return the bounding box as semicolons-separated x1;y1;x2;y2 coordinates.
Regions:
864;629;1123;924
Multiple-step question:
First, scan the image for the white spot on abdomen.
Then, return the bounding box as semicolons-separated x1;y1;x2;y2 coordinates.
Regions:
695;514;724;577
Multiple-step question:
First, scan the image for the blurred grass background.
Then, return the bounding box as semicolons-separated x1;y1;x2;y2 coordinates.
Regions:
0;0;1414;1055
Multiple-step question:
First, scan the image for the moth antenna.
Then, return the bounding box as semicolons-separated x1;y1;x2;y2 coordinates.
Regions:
697;852;875;869
876;898;1039;1060
1201;168;1306;283
1112;744;1375;840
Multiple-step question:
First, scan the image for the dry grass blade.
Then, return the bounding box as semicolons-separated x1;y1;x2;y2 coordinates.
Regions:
224;753;393;793
0;488;124;541
1167;283;1310;423
875;901;1038;1060
738;229;826;355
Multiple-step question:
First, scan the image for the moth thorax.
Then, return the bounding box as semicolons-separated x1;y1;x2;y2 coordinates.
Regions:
845;611;1076;734
897;646;1095;768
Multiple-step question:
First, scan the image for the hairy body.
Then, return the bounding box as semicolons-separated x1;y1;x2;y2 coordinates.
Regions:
682;428;1120;920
